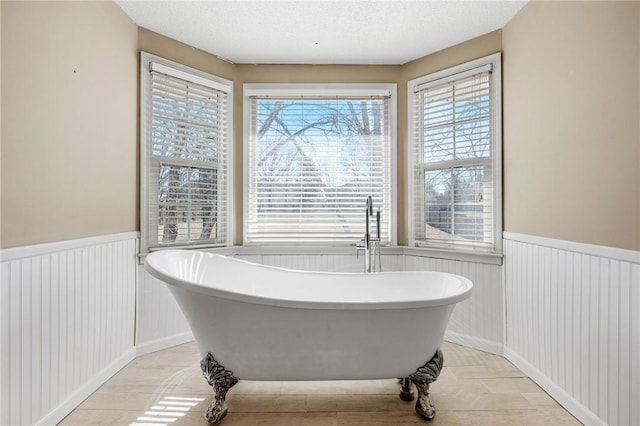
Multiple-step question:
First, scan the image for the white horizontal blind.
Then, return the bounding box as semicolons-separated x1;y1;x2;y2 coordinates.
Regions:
411;60;499;251
141;55;232;252
245;94;393;244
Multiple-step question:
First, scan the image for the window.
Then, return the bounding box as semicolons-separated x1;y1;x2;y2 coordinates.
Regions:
243;84;396;245
140;52;233;253
408;53;502;254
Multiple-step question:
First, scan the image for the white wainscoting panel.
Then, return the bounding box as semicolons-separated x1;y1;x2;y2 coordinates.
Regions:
0;233;137;426
136;266;192;355
405;255;504;354
503;233;640;426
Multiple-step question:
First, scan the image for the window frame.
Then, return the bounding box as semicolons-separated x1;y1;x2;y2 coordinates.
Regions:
407;53;502;258
242;83;398;247
139;52;234;255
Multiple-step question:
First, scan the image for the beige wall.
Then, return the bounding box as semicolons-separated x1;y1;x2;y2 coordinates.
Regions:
137;28;237;82
1;1;138;248
503;1;640;251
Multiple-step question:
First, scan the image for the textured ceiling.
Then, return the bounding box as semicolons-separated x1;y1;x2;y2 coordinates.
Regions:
116;0;527;65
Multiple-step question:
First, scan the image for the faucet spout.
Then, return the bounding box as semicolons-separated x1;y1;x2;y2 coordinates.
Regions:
358;195;380;273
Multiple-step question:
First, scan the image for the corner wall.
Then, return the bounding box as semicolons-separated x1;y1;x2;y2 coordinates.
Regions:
502;2;640;425
0;2;139;424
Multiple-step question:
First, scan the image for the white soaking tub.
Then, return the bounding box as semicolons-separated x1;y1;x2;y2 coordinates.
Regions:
144;249;472;424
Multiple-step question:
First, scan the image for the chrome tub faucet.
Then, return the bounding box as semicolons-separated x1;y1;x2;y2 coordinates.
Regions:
356;195;381;273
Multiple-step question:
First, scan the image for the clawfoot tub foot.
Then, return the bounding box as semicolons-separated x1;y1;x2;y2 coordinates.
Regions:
408;348;444;420
200;353;238;425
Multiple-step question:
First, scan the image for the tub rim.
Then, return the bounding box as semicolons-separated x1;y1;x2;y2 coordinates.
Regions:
144;249;473;311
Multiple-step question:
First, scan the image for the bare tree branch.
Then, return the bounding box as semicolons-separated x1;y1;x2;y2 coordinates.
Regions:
347;102;366;135
257;118;336;169
258;101;284;139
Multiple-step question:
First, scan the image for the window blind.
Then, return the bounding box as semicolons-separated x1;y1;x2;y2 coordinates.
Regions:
411;64;498;251
245;92;393;245
141;56;232;252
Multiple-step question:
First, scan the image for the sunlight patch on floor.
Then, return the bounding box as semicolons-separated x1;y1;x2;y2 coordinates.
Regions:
130;396;205;426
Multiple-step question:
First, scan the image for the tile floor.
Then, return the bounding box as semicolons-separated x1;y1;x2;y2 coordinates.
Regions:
59;341;582;425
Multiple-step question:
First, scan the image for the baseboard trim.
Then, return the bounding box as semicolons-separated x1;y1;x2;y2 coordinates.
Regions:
444;330;503;356
136;331;195;357
35;347;136;426
504;347;604;426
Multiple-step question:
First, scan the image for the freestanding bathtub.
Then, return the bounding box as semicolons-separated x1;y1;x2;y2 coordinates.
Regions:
144;249;472;424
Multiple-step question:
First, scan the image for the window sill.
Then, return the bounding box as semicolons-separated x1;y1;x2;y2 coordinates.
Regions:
402;246;503;265
138;244;503;266
236;244;502;265
237;244;412;257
